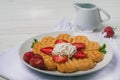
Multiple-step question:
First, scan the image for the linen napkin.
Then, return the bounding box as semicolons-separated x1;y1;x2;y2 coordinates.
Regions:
53;18;76;32
53;18;94;32
0;19;120;80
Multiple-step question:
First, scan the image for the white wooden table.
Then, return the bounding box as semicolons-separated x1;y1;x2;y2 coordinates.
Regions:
0;0;120;79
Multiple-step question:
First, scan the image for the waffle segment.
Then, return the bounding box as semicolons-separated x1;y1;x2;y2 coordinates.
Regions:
72;36;89;45
56;34;72;42
85;42;100;51
84;51;104;62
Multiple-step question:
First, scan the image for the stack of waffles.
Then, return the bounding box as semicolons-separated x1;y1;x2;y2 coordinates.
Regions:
32;34;104;73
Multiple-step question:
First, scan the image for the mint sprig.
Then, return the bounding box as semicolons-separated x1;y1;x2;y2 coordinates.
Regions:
31;39;38;48
99;44;107;54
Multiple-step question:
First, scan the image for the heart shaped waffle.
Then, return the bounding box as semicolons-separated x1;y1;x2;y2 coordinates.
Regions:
32;34;104;73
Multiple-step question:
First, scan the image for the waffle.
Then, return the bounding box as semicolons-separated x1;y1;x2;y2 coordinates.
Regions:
72;36;89;45
33;36;57;70
84;50;104;63
72;58;96;71
85;41;100;51
56;34;72;42
57;59;77;73
57;58;96;73
32;33;104;73
40;36;56;47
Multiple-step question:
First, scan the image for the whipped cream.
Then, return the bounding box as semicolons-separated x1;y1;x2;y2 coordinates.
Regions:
52;43;77;57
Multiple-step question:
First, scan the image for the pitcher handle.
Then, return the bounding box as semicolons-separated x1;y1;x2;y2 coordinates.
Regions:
99;8;111;23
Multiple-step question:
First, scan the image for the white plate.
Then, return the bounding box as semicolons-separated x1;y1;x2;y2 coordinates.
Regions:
19;31;113;76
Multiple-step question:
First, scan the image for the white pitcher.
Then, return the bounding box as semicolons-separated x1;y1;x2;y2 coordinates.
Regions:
74;3;110;31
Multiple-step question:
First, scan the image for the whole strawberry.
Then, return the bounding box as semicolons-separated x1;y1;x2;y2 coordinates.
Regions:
103;26;115;38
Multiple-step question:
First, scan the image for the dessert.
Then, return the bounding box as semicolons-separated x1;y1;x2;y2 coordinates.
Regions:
23;33;105;73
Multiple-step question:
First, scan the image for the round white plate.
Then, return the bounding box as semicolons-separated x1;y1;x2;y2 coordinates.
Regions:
19;31;113;76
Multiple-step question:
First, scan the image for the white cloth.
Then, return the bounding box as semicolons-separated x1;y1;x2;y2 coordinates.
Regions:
0;34;120;80
53;18;94;32
0;20;120;80
53;18;76;32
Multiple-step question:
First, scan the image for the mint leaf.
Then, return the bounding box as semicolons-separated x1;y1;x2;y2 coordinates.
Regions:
34;39;38;43
101;44;106;49
99;44;107;54
100;48;107;54
31;38;38;48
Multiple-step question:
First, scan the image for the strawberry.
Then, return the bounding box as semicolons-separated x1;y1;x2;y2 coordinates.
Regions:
103;26;115;38
73;51;87;59
23;51;35;63
52;55;68;63
55;39;68;44
29;54;44;68
40;47;53;55
72;42;85;50
105;31;114;38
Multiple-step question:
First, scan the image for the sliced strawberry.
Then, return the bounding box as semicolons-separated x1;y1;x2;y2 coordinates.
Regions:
29;54;44;68
52;55;68;63
23;51;35;63
73;51;87;59
40;47;53;55
55;39;68;44
72;42;85;50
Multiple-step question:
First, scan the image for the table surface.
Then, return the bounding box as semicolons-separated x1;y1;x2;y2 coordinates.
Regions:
0;0;120;79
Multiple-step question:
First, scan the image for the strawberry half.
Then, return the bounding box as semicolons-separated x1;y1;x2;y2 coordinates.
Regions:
73;51;87;59
52;55;68;63
29;54;44;68
72;42;85;50
40;47;53;55
23;51;35;63
55;39;68;44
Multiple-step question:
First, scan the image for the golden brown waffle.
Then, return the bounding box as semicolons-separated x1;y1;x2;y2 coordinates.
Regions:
43;56;57;70
33;36;55;54
32;33;104;73
72;36;89;45
33;41;57;70
84;50;104;63
72;58;96;71
57;58;96;73
40;36;56;47
56;34;72;42
85;41;100;51
33;42;43;54
57;59;77;73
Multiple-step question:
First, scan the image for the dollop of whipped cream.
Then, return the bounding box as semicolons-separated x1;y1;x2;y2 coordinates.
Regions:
52;43;77;57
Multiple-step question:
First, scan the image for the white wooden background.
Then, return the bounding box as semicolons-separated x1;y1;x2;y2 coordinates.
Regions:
0;0;120;79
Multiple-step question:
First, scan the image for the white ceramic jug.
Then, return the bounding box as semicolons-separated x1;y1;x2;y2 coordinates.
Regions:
74;3;110;31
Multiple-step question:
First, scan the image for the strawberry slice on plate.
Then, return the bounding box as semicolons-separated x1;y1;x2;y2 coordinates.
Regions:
55;39;68;44
40;47;53;55
23;51;35;63
72;42;85;50
29;54;44;68
73;51;87;59
52;55;68;63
